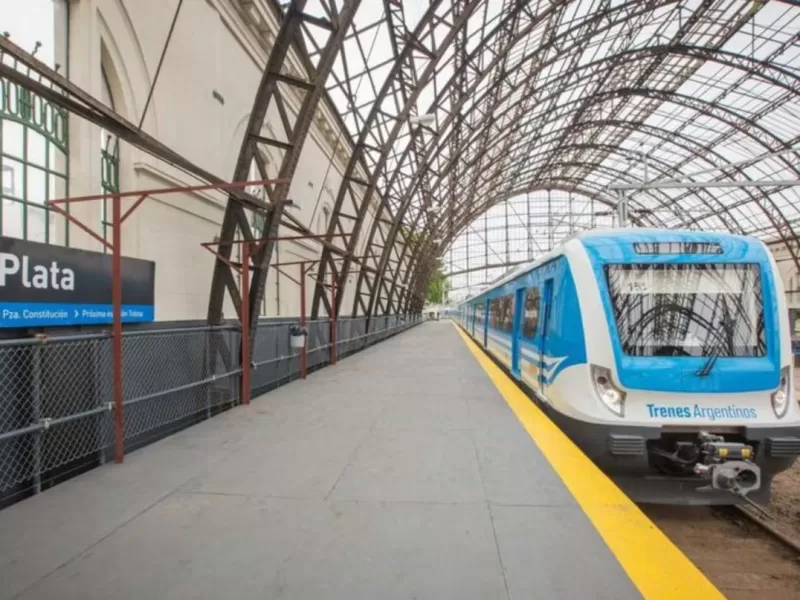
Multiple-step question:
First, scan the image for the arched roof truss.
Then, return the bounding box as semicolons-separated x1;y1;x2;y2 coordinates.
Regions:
213;0;800;322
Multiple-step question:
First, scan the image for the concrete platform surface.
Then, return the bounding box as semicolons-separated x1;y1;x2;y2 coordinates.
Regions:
0;322;643;600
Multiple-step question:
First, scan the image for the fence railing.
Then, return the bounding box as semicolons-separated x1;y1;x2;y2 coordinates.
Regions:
0;313;421;507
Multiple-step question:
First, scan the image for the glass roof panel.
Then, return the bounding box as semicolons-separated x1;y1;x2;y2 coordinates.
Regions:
309;0;800;295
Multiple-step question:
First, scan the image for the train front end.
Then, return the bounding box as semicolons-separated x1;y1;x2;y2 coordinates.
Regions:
572;231;800;505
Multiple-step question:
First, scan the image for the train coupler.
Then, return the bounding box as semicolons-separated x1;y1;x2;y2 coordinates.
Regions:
693;431;761;496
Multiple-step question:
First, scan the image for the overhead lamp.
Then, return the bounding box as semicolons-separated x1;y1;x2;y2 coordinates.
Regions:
409;114;435;127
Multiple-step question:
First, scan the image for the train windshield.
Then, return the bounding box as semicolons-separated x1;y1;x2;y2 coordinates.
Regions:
605;264;766;357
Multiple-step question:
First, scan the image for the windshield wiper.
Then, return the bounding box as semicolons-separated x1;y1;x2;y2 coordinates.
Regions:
696;353;718;377
696;312;733;377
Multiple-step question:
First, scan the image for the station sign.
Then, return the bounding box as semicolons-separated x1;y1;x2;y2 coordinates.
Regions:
0;236;155;328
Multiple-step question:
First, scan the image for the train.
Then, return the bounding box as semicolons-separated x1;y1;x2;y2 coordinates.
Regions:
453;228;800;505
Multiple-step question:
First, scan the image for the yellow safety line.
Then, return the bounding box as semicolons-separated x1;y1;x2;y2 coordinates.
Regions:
454;324;725;600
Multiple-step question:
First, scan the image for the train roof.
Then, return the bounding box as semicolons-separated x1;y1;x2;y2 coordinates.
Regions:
571;227;760;243
457;228;766;304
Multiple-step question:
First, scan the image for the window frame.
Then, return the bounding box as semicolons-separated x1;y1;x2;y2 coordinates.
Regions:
489;294;515;333
604;262;767;357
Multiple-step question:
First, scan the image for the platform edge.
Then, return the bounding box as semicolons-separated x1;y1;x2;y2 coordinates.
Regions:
453;323;725;600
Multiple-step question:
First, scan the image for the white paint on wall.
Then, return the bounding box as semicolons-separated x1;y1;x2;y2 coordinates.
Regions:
56;0;392;320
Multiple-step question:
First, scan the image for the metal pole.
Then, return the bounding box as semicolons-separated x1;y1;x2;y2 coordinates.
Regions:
526;192;532;260
241;242;251;405
276;243;281;315
330;270;337;366
112;195;124;463
568;192;573;235
610;179;800;191
504;200;509;264
227;328;236;409
616;189;628;227
92;338;106;465
32;339;42;493
204;329;212;418
299;261;307;379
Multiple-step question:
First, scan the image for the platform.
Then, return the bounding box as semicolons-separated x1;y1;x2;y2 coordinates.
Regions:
0;321;720;599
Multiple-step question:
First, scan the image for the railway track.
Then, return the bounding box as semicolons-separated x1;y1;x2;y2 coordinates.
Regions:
732;504;800;556
642;502;800;600
459;321;800;595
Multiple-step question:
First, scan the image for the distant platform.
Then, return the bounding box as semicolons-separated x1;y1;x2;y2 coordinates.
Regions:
0;322;721;599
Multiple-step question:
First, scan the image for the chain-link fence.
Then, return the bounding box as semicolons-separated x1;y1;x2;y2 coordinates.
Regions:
250;314;419;394
0;314;420;507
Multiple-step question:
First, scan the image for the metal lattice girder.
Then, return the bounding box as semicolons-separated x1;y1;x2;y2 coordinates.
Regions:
363;0;647;314
387;0;541;313
208;0;360;341
0;37;270;213
9;0;800;328
388;1;582;311
351;0;557;319
310;0;485;320
368;2;800;308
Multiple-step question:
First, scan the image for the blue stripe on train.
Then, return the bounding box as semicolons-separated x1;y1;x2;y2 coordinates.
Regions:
485;326;573;387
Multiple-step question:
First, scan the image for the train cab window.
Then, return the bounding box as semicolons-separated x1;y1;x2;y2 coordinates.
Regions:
606;263;766;357
522;288;540;338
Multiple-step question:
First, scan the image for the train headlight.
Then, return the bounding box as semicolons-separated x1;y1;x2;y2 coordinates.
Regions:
770;366;791;419
591;365;626;417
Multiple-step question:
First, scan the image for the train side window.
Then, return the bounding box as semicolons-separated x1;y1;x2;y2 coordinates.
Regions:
474;302;484;323
523;288;540;338
490;298;503;329
501;295;514;332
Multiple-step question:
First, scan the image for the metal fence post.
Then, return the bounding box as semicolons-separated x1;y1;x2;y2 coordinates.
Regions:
204;330;212;419
241;242;251;406
330;271;337;366
0;307;421;507
92;337;106;465
300;262;307;379
229;329;238;408
112;195;125;464
31;339;42;494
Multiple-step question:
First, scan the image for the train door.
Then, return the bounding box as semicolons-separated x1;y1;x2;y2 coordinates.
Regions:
512;288;525;377
538;279;554;393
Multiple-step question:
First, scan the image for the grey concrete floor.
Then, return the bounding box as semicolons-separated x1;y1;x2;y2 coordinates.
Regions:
0;322;642;600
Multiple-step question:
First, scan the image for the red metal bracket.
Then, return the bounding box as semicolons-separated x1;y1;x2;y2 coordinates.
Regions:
45;178;287;463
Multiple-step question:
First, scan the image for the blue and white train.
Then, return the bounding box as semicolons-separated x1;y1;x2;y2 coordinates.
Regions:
455;229;800;504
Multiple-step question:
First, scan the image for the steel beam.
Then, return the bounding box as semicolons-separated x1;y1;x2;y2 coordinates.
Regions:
208;0;360;362
0;39;269;212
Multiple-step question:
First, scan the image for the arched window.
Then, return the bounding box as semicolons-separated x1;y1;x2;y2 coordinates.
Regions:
0;59;69;244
